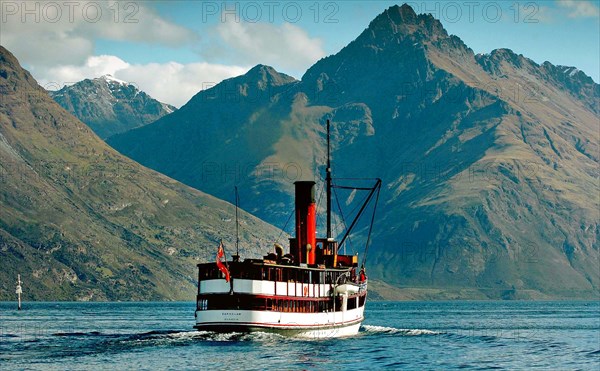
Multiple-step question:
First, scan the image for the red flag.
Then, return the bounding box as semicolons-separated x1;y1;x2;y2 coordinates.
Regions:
216;242;230;282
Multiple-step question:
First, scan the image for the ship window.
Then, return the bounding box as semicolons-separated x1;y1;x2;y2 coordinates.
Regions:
348;297;357;310
336;297;343;312
252;298;260;311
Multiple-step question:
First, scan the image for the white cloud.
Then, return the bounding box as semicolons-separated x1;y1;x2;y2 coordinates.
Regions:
3;1;319;105
35;55;131;88
115;61;249;107
556;0;600;18
1;1;197;67
202;18;326;76
35;55;249;107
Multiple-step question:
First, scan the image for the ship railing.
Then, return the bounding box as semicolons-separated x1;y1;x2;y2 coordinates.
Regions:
358;280;368;292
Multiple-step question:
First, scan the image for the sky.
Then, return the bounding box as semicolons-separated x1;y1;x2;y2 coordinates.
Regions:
1;0;598;107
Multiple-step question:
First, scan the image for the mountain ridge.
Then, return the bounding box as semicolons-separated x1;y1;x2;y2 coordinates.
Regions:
50;75;176;139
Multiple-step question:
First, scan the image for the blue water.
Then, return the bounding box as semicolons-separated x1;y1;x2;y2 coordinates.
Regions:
1;301;598;370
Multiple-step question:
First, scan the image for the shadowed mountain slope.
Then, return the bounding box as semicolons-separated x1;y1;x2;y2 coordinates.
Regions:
0;46;282;301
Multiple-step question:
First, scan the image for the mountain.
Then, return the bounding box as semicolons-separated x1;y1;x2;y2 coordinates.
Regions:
0;46;282;301
108;4;599;299
50;75;176;139
110;64;301;221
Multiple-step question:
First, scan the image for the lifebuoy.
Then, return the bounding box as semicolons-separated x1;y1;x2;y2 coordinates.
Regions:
303;286;308;297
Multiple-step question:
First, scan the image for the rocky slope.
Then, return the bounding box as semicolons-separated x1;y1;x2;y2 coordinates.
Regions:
0;46;282;301
50;75;176;139
109;4;599;299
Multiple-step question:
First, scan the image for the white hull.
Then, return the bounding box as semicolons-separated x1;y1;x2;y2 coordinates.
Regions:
195;305;365;339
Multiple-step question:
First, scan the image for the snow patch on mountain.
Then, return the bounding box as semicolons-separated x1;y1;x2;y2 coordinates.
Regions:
102;74;129;85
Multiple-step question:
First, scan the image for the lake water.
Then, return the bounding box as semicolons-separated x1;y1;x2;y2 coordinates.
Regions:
1;301;598;370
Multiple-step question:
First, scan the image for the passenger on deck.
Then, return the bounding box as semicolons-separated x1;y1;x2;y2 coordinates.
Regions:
359;268;367;283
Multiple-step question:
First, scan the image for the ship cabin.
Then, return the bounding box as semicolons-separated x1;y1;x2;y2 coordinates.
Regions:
195;181;367;314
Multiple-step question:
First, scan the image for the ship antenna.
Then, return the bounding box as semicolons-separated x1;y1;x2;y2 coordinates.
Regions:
235;186;240;259
326;119;332;239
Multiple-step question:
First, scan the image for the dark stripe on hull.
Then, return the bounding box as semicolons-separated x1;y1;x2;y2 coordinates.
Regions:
194;318;363;334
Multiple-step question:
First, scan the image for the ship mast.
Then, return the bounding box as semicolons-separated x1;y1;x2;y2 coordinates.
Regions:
326;119;332;239
234;186;240;262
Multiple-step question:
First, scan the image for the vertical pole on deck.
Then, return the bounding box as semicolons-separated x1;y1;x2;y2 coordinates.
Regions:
16;274;22;310
235;186;239;258
326;119;332;240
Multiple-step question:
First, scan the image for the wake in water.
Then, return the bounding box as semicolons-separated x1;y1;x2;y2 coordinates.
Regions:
17;330;287;360
37;325;444;359
360;325;441;336
126;330;285;344
48;326;441;348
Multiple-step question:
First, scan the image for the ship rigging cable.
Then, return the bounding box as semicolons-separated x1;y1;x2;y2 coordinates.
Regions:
332;185;352;254
337;178;382;253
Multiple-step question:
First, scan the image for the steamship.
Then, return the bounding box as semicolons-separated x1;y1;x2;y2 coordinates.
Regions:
194;120;381;338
